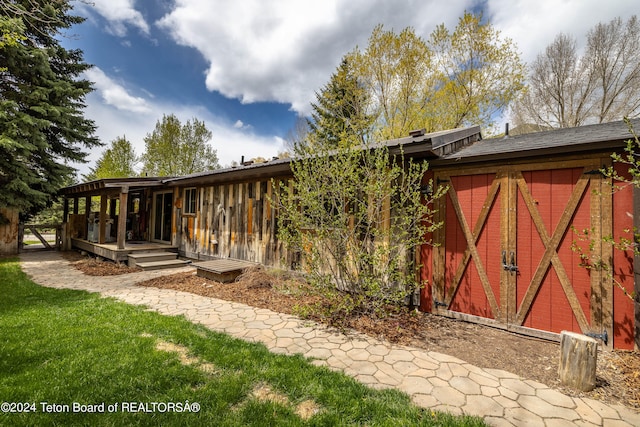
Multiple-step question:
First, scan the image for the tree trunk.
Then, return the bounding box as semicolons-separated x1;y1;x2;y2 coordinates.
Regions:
558;331;598;391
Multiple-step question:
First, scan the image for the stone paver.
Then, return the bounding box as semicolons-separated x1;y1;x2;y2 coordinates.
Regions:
18;251;640;426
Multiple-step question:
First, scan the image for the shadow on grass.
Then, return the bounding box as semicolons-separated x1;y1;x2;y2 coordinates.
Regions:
0;258;487;426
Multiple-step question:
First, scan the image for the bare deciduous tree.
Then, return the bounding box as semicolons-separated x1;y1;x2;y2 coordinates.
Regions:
276;136;444;319
513;33;594;128
512;16;640;131
587;16;640;123
283;116;310;153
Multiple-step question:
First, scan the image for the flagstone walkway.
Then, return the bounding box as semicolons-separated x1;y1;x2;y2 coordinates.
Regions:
19;251;640;426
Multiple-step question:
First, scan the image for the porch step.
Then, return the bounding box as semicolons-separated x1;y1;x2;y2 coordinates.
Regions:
128;251;179;268
135;259;191;271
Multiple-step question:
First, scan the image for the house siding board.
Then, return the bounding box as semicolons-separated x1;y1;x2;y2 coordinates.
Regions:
176;176;289;268
419;171;435;311
612;162;636;350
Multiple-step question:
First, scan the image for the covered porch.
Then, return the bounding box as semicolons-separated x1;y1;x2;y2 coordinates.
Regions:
60;177;175;262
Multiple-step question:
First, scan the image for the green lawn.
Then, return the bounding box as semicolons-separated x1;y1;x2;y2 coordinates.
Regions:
22;240;49;246
0;258;486;426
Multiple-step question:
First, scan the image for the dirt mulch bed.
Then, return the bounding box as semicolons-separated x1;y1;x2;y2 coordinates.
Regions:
64;252;141;276
64;252;639;410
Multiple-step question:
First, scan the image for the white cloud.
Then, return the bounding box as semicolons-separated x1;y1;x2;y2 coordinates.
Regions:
76;71;283;178
84;67;152;114
156;0;640;116
156;0;469;115
81;0;150;36
74;0;640;179
486;0;640;65
233;119;253;131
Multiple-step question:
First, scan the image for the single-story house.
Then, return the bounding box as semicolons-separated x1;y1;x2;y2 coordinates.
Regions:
60;119;639;350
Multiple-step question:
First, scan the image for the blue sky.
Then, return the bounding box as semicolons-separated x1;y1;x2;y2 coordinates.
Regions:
63;0;639;177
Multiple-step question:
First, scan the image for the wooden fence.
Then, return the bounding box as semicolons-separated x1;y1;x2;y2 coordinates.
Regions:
19;223;62;251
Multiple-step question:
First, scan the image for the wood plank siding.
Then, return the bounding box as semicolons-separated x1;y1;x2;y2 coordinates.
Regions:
177;178;290;268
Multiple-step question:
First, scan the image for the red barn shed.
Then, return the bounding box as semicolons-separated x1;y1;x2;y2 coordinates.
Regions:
420;120;638;350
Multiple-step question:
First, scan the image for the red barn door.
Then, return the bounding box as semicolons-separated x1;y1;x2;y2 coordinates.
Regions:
430;159;635;348
514;167;594;336
433;170;507;321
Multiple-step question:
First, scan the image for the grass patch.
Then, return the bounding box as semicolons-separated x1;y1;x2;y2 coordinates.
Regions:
0;258;486;426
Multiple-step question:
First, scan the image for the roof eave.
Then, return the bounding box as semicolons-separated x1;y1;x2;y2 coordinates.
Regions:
433;139;628;167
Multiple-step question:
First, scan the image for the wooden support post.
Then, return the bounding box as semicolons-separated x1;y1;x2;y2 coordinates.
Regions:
558;331;597;392
0;208;20;255
591;163;610;346
591;168;603;326
62;222;71;251
73;197;79;215
117;186;129;250
99;193;107;244
432;174;446;312
84;196;91;241
63;198;69;223
172;187;179;245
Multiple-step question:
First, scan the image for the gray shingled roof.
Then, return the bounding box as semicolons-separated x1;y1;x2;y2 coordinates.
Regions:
440;119;640;162
164;126;482;185
64;119;639;193
162;156;292;184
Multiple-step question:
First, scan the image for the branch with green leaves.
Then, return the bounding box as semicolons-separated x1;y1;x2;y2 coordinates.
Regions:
274;135;444;321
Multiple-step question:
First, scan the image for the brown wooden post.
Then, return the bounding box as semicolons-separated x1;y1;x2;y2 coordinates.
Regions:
84;196;91;241
593;160;613;348
432;173;446;313
60;199;68;250
73;197;79;215
172;187;179;245
0;208;19;255
99;193;107;244
109;196;117;218
62;197;69;223
634;185;640;350
117;186;129;250
84;197;91;215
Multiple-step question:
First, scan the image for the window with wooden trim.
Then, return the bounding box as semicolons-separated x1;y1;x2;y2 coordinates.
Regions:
184;188;197;214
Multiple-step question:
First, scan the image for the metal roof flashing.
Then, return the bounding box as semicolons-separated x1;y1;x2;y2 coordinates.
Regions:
383;126;482;159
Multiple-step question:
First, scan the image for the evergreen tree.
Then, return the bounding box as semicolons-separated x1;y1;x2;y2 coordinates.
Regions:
0;1;99;220
307;56;373;147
